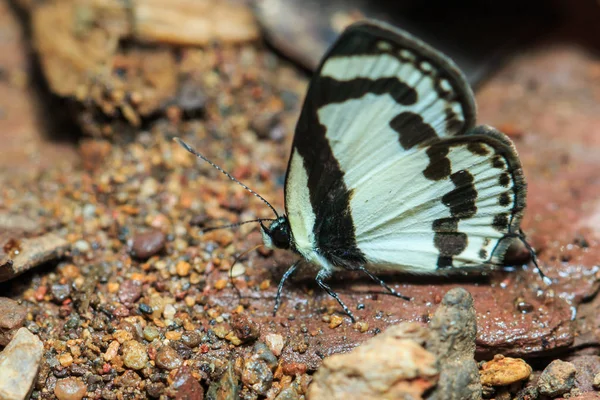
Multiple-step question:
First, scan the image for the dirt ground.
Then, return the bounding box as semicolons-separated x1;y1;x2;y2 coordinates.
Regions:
1;0;600;399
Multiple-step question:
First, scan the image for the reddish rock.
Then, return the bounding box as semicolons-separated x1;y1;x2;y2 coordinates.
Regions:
232;313;260;343
54;377;87;400
130;230;166;260
118;280;142;305
169;366;204;400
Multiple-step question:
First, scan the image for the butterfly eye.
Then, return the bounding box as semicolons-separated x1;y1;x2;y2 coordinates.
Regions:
270;226;290;249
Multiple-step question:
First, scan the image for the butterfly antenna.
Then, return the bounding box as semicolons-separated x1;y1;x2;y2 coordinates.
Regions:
518;229;552;286
201;218;277;233
174;137;279;218
229;244;265;300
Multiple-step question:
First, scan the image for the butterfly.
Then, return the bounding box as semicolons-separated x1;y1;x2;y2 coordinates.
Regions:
177;19;546;321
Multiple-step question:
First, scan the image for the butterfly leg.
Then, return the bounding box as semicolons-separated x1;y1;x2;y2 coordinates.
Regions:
518;229;552;286
315;269;357;322
357;265;411;301
273;260;301;316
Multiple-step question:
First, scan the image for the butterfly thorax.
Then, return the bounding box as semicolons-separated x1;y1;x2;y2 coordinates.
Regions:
261;217;292;250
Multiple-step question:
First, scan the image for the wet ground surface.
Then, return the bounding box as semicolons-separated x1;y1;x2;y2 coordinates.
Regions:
1;0;600;398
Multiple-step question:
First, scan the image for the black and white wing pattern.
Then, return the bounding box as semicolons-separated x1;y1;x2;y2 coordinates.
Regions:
284;20;526;273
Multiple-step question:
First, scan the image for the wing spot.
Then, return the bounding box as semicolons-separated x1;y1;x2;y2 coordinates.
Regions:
439;78;452;92
492;155;505;169
499;192;511;207
499;172;511;187
479;248;488;259
442;170;477;218
398;49;415;61
467;142;490;156
419;61;434;74
377;41;392;51
390;112;438;150
423;143;451;181
493;214;509;231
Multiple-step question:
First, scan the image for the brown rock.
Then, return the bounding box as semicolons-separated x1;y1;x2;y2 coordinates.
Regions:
0;328;44;400
426;288;482;400
0;297;27;345
480;355;532;386
169;366;204;400
118;280;142;305
537;359;577;397
155;346;183;370
131;230;166;259
54;377;87;400
232;313;260;343
308;323;438;400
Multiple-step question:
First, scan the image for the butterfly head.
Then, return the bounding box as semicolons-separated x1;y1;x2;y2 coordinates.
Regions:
261;217;292;250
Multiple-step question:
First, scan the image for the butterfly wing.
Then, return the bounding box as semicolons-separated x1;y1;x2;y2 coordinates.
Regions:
284;20;525;272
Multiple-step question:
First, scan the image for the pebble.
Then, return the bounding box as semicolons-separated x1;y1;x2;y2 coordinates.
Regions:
537;359;577;397
175;260;191;277
480;355;532;386
181;331;202;348
73;240;91;253
328;315;343;329
242;359;273;395
594;372;600;389
169;365;204;400
0;297;27;345
0;328;43;400
54;377;87;400
131;230;166;259
155;346;183;370
122;340;148;370
118;280;142;304
264;333;284;357
51;283;71;303
232;313;260;343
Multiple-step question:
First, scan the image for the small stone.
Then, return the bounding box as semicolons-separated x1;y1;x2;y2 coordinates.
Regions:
169;365;204;399
242;359;273;395
51;283;71;303
329;315;343;329
163;304;176;322
103;341;120;361
73;240;90;253
232;314;260;343
146;382;165;398
594;372;600;389
0;328;43;400
58;352;74;367
122;340;148;370
118;280;142;305
181;331;202;348
155;346;183;370
0;297;27;345
282;362;307;376
176;260;191;277
480;355;532;386
537;359;577;397
214;279;228;290
264;333;284;357
230;263;245;278
54;377;87;400
131;230;166;259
